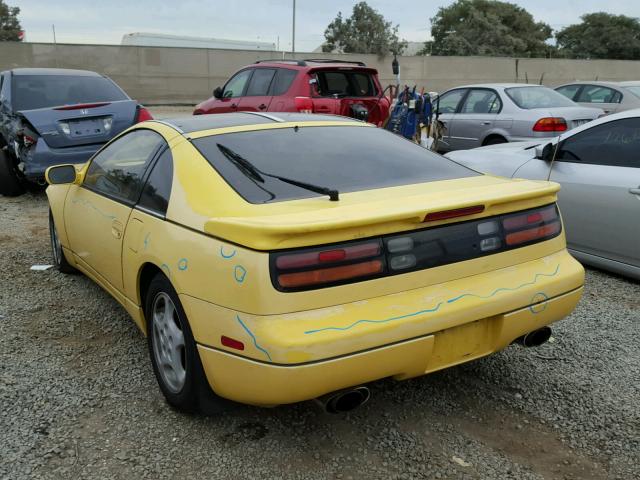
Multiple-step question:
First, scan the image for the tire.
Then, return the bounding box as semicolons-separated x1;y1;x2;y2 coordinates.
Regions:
48;210;77;274
483;136;508;146
145;274;232;414
0;149;25;197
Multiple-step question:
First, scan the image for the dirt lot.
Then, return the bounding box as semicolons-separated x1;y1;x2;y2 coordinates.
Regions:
1;192;639;480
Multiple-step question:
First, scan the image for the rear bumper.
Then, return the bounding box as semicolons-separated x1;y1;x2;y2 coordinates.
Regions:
22;139;102;179
198;287;582;406
186;250;584;405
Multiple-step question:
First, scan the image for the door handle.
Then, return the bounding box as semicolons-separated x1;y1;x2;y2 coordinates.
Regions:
111;220;123;239
629;187;640;195
231;103;237;109
258;104;267;110
481;121;491;125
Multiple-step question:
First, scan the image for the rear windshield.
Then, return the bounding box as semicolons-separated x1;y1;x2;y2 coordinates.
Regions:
625;86;640;99
314;71;377;97
12;75;128;111
505;86;576;109
192;126;478;204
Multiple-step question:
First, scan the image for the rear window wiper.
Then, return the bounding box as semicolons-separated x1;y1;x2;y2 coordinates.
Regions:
216;143;340;201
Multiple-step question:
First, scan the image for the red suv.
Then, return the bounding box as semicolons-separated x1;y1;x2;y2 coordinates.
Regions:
194;59;390;126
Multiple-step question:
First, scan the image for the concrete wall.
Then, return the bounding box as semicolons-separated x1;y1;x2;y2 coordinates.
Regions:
2;42;640;104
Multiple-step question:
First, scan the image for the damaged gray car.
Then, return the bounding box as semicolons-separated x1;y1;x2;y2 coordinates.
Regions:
0;68;153;196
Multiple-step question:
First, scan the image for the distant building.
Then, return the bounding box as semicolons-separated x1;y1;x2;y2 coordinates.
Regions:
121;32;276;51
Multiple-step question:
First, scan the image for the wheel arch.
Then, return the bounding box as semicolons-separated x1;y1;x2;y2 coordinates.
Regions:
482;132;508;146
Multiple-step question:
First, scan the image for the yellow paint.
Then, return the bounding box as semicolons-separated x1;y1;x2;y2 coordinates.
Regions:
45;117;585;407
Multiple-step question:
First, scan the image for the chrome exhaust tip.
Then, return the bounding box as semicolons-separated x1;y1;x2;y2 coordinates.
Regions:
315;387;370;414
516;326;552;348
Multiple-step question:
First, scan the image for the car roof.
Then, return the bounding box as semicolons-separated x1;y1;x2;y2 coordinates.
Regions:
11;68;102;77
250;59;371;70
158;112;363;134
446;83;549;90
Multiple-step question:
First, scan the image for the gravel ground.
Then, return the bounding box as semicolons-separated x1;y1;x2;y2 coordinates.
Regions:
1;193;639;480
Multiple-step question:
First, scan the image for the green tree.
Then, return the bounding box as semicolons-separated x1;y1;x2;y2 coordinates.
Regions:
421;0;553;57
323;1;407;56
0;0;21;41
556;13;640;60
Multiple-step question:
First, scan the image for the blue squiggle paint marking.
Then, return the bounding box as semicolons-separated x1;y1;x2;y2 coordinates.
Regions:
220;246;237;259
529;292;549;314
446;264;560;304
304;303;443;334
236;315;271;361
161;263;171;276
143;233;150;250
234;265;247;283
178;258;188;271
72;198;116;220
304;264;560;335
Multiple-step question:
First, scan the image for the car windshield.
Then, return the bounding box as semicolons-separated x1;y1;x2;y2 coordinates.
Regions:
12;75;128;111
314;71;377;97
505;86;576;109
192;126;478;204
625;86;640;99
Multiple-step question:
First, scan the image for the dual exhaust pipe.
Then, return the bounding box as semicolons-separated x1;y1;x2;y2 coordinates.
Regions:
515;326;552;348
315;327;552;414
315;386;370;414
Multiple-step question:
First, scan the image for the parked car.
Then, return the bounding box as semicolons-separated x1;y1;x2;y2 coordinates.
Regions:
194;59;390;126
0;68;153;196
45;112;584;413
555;81;640;115
434;83;603;152
445;109;640;280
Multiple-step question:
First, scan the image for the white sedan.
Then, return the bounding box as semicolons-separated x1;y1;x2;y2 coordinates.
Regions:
446;109;640;280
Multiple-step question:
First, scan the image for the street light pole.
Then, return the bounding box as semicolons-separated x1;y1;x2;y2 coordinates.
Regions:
292;0;296;54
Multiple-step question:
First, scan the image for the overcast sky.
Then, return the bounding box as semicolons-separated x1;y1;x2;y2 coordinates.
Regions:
14;0;640;51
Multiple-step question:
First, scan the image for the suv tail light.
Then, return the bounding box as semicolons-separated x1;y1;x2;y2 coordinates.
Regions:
135;105;154;123
294;96;314;114
270;204;562;291
533;117;567;132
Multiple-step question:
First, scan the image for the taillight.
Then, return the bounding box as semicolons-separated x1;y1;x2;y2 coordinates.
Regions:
272;240;383;290
502;205;561;246
54;102;110;110
533;117;567;132
294;96;314;114
270;204;562;291
136;105;154;123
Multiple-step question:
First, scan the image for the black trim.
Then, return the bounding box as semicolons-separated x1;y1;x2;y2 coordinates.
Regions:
270;203;562;292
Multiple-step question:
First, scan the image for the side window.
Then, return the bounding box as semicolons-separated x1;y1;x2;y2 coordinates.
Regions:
460;89;501;114
556;85;581;101
577;85;621;104
437;90;466;114
84;130;164;203
138;148;173;216
270;69;297;96
223;70;252;98
558;118;640;168
245;68;276;96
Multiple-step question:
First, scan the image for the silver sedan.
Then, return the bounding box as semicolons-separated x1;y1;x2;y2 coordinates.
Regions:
435;83;603;152
445;109;640;280
555;81;640;115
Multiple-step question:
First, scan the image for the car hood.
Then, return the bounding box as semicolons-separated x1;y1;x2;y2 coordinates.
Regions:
446;142;540;178
201;175;560;250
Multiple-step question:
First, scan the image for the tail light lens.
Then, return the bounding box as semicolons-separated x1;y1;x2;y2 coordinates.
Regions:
270;204;562;291
533;117;567;132
503;205;561;246
136;105;154;123
294;96;314;114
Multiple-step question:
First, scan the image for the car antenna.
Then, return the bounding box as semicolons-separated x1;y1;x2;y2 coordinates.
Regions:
546;135;562;181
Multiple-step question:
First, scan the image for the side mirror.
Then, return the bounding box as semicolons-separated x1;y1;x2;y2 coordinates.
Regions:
535;143;554;161
45;164;78;185
213;87;223;99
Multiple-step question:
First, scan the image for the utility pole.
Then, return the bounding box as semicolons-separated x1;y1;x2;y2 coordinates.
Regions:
292;0;296;54
52;24;57;44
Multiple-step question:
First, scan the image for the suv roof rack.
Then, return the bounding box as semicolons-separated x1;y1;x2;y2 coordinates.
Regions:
303;58;367;67
254;59;307;66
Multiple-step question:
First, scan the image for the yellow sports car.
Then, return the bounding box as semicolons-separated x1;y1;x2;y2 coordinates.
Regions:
46;113;584;413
